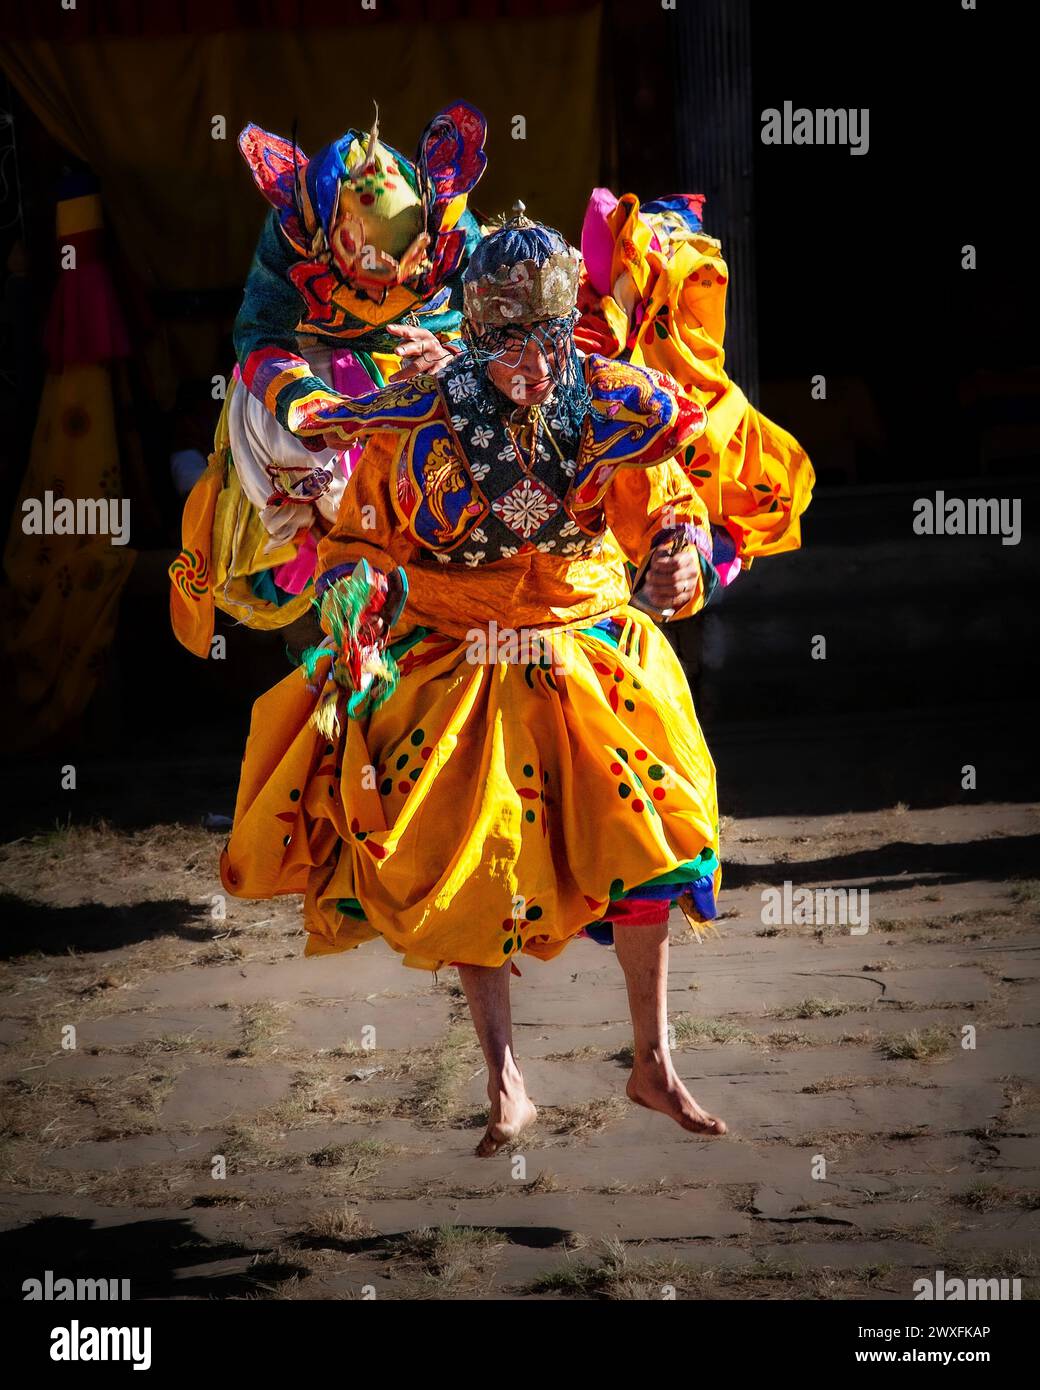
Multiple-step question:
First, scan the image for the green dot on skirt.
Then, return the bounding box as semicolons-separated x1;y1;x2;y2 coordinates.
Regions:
522;763;534;778
411;728;425;745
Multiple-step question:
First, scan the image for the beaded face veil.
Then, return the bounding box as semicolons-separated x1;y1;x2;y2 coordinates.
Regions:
457;203;592;432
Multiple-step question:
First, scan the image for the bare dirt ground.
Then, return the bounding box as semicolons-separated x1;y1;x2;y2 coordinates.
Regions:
1;802;1038;1301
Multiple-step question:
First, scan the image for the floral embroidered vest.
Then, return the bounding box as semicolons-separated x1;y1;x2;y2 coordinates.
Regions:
330;353;706;566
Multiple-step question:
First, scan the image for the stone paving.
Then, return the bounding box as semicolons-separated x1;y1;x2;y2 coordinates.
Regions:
0;803;1037;1300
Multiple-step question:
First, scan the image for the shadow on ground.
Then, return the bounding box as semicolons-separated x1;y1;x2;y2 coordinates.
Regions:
0;895;212;960
0;1215;307;1301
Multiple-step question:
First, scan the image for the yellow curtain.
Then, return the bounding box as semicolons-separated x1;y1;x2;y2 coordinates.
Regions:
2;8;603;400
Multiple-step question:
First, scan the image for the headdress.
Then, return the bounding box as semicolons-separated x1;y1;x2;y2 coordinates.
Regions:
457;205;592;430
237;101;487;302
463;203;582;329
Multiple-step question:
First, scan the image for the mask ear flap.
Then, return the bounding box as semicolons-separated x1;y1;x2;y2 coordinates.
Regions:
238;123;311;251
416;101;488;209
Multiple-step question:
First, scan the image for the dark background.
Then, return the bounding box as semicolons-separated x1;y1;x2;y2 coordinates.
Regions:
0;0;1034;833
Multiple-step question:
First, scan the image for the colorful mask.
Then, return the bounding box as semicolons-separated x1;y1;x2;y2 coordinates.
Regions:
238;101;488;306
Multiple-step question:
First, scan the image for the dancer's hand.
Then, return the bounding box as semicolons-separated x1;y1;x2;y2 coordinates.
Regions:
386;323;456;380
642;545;701;616
368;566;407;637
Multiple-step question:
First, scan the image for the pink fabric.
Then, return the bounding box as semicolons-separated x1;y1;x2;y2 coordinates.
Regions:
271;350;370;593
581;187;619;298
331;348;379;397
715;555;742;587
273;528;318;594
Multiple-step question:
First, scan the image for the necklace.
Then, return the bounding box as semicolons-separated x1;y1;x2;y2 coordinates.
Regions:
503;403;569;478
504;406;540;478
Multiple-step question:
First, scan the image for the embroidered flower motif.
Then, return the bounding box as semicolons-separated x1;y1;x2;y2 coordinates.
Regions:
492;477;560;539
471;526;488;543
433;551;452;564
497;441;518;463
450;414;469;430
560;458;577;477
536;537;558;552
447;372;478;402
500;544;520;559
469;460;491;481
559;518;579;537
463;550;485;567
470;425;494;449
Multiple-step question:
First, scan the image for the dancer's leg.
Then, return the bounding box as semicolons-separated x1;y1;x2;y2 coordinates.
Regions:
456;960;537;1156
613;920;727;1135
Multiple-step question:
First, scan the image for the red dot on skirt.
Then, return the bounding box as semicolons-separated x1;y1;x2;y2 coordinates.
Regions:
421;747;432;760
632;800;644;812
398;781;410;795
653;788;666;801
634;749;648;761
369;843;386;859
610;761;622;775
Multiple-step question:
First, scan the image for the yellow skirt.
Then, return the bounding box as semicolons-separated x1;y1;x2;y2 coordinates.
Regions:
220;606;721;972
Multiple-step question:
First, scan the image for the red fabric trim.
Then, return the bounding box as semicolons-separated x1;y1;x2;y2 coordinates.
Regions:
602;898;670;928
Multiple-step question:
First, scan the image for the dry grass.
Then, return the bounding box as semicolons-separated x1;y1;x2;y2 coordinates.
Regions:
298;1205;376;1245
544;1097;626;1138
229;1002;289;1059
950;1181;1040;1213
0;1067;177;1151
526;1237;898;1301
878;1027;956;1062
772;998;855;1020
382;1225;507;1298
402;1023;481;1127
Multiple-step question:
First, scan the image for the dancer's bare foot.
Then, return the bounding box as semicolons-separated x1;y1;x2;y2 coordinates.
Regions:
475;1085;538;1157
626;1057;727;1136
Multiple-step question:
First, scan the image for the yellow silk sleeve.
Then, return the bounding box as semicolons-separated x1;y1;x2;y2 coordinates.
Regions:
315;432;418;591
602;457;712;622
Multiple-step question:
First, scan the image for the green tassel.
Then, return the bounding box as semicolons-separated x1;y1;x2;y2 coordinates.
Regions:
313;562;402;722
300;643;333;680
320;564;371;651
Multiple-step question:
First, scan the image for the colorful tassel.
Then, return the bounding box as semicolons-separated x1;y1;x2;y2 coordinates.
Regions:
305;560;405;734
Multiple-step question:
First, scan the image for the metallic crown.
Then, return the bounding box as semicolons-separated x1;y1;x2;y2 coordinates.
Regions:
463;201;581;328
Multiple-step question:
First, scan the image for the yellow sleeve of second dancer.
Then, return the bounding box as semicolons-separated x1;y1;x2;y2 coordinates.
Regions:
315;432;418;586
